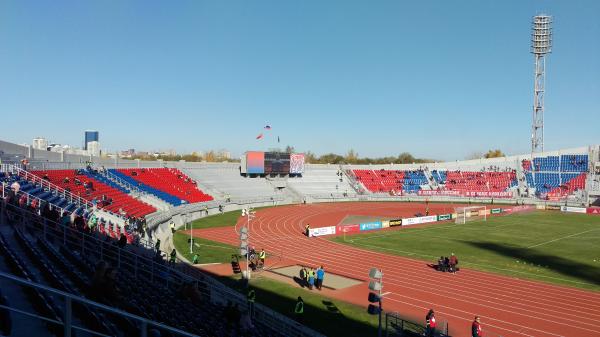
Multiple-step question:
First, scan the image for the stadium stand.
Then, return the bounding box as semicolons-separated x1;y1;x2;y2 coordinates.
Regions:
185;165;281;199
0;196;279;337
286;167;355;196
443;171;517;193
115;168;213;205
28;170;156;218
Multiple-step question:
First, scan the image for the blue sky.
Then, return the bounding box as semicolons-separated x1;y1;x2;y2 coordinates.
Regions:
0;1;598;160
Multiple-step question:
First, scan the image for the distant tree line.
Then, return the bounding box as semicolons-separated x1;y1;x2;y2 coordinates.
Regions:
301;149;435;165
129;151;238;163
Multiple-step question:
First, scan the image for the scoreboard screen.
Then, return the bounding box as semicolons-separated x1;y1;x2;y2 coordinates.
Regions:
264;152;290;174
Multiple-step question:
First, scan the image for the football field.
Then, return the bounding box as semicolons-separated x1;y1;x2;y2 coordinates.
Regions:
332;210;600;291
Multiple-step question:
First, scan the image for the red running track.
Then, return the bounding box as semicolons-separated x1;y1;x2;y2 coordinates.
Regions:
192;202;600;337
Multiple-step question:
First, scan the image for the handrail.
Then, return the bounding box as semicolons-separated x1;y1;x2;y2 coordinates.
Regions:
9;164;95;210
0;270;199;337
1;184;68;216
1;201;191;286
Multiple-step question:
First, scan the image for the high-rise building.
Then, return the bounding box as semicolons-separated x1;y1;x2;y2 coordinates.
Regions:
84;130;99;150
32;137;48;150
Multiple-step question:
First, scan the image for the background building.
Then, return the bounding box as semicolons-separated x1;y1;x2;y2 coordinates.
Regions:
32;137;48;150
84;130;99;150
87;141;101;156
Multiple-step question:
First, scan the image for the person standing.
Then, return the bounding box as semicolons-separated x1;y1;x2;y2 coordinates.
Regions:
259;249;266;268
294;296;304;322
472;316;482;337
299;267;307;288
247;288;256;319
308;268;315;290
305;224;311;237
316;266;325;290
425;309;436;337
449;253;458;274
170;221;176;234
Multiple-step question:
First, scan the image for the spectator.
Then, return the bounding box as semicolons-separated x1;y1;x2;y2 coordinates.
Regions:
294;296;304;322
247;288;256;318
10;181;20;193
472;316;483;337
118;233;127;248
169;249;177;264
155;239;161;252
444;256;450;271
425;309;436;337
169;221;175;234
192;254;199;264
316;266;325;290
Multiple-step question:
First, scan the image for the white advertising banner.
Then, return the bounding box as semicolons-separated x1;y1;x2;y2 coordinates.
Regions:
560;206;587;214
309;226;337;237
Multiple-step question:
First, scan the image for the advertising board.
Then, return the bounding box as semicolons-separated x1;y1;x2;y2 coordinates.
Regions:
308;226;336;237
359;222;383;231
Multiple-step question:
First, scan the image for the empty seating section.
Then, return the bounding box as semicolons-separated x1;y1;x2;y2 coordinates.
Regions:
525;154;589;197
110;170;183;206
353;169;404;193
533;156;559;171
444;171;517;192
431;170;447;184
29;170;156;217
403;171;428;192
560;154;588;172
116;168;212;204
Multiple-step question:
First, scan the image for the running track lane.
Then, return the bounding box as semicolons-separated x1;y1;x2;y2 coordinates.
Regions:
189;202;600;337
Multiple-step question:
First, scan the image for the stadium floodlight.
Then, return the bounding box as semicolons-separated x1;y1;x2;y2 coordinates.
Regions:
531;14;552;155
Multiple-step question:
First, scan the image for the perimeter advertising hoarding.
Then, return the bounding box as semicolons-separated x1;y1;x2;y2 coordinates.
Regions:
560;206;587;214
246;151;265;174
337;224;361;234
402;215;438;226
490;208;502;214
381;220;390;228
389;219;402;227
290;153;305;174
309;226;336;237
359;222;382;231
437;214;452;221
587;208;600;215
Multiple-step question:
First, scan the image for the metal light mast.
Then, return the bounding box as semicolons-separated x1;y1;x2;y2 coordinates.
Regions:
531;14;552;154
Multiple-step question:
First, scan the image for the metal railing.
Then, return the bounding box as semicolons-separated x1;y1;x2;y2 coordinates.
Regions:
1;200;324;337
7;164;95;210
385;312;450;337
0;270;198;337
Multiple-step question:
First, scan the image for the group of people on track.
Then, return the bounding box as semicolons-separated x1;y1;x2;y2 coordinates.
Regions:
298;265;325;290
436;253;459;273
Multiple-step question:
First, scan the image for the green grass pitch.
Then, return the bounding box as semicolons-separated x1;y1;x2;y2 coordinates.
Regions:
331;210;600;291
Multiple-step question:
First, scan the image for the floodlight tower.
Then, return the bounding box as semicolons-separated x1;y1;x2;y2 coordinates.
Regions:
531;14;552;155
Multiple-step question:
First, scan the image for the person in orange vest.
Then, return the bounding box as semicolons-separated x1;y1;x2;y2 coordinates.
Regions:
472;316;483;337
425;309;436;337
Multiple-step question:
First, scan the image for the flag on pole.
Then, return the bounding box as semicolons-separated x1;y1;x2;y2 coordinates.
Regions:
256;133;263;140
264;125;272;130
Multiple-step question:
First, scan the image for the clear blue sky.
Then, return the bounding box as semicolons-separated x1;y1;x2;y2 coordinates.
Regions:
1;1;598;160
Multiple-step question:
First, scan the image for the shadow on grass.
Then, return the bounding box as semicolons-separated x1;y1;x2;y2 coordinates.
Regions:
210;272;381;337
463;241;600;286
